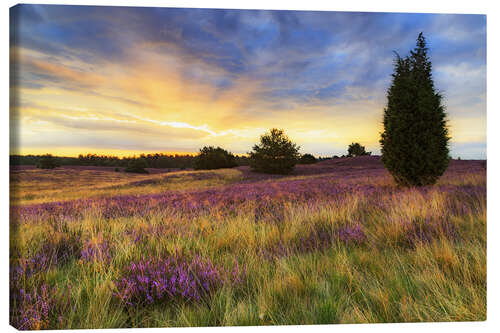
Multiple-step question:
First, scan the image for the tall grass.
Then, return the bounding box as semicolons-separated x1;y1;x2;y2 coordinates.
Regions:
9;159;486;329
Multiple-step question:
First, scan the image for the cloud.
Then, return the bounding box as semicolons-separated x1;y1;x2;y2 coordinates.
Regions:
10;5;487;158
130;116;217;136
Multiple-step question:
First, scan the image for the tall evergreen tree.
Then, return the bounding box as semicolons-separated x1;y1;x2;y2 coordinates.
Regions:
380;33;450;186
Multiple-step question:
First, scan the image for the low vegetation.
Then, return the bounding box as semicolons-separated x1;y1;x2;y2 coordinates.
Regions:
10;157;486;328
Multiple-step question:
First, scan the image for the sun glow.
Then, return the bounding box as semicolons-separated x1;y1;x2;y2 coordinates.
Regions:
10;6;486;158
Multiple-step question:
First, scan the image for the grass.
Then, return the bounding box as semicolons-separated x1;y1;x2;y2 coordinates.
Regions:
9;157;486;329
10;167;242;205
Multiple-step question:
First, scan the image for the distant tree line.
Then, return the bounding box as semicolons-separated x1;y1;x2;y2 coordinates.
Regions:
10;140;370;174
9;153;251;170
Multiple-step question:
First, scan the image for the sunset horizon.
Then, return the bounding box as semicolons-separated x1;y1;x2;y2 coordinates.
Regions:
10;5;486;159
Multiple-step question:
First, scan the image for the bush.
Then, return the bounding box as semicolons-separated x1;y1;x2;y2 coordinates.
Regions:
194;146;237;170
113;254;243;306
249;128;300;174
299;153;317;164
347;143;371;157
36;154;59;169
125;158;149;174
380;33;450;186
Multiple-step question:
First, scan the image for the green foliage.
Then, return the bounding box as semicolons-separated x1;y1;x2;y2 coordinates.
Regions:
380;33;450;186
194;146;237;170
36;154;59;169
11;153;252;169
299;153;317;164
249;128;300;174
347;143;371;157
125;158;149;174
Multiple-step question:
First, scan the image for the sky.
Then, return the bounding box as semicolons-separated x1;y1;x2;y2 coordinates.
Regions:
9;5;486;158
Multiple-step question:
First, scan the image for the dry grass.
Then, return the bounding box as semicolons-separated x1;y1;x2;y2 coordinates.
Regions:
9;158;486;329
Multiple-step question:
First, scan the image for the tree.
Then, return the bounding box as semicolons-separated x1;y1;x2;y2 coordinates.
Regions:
380;33;450;186
194;146;237;170
249;128;300;174
347;143;371;157
299;153;317;164
125;158;149;174
36;154;59;169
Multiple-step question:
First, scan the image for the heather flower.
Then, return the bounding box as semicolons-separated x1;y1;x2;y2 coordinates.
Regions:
11;285;52;330
296;227;333;253
254;202;285;224
124;224;181;245
113;253;244;307
12;161;485;224
125;229;144;244
403;217;459;248
10;254;50;289
337;224;367;244
13;176;387;222
81;233;112;262
10;284;71;330
42;232;82;265
11;233;81;288
260;223;367;260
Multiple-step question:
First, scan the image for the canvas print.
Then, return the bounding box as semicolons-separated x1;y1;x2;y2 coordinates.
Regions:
9;4;486;330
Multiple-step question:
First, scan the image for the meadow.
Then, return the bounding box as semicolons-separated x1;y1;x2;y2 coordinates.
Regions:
9;156;486;329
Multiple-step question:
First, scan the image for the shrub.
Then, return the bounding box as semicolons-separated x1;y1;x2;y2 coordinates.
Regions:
80;233;112;263
194;146;237;170
380;33;450;186
249;128;300;174
347;143;371;157
125;158;149;174
36;154;59;169
10;284;71;330
298;153;317;164
113;253;244;306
